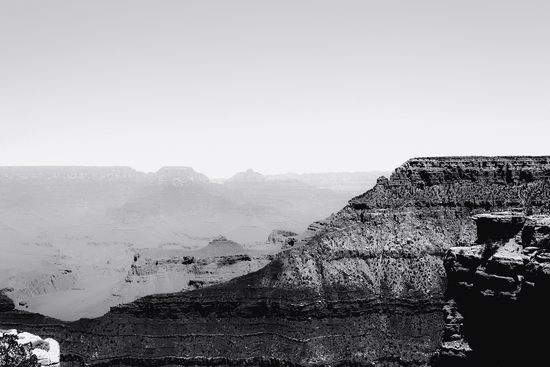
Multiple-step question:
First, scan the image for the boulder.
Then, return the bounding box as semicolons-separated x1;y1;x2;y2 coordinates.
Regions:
16;331;60;366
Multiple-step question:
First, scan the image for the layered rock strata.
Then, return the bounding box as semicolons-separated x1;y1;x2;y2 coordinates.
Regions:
436;212;550;366
2;156;550;366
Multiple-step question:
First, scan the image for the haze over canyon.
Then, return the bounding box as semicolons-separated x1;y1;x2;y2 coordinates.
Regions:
0;166;385;321
2;156;550;367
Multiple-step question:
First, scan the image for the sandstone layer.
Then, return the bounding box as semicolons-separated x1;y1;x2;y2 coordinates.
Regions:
2;157;550;366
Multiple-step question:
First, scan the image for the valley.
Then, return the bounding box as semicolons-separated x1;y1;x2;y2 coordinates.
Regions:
0;166;383;321
3;157;550;366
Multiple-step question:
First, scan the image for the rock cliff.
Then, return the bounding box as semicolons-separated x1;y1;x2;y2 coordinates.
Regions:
2;156;550;366
435;212;550;367
0;290;14;312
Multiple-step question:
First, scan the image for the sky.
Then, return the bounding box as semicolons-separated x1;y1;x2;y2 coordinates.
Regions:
1;1;549;179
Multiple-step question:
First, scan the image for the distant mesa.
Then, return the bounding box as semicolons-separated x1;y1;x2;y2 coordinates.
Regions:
0;166;145;181
225;169;266;183
205;236;245;252
210;235;235;243
152;166;210;184
265;171;389;192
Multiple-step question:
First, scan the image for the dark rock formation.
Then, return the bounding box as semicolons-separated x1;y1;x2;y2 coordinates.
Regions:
2;156;550;366
436;212;550;367
0;290;15;312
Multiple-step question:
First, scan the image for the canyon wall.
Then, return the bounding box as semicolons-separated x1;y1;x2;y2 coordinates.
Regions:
1;166;372;319
2;157;550;366
435;212;550;367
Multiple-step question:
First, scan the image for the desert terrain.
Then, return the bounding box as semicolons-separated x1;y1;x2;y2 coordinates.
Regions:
0;166;384;321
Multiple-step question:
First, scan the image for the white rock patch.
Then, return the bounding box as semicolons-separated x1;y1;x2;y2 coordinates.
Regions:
0;329;61;366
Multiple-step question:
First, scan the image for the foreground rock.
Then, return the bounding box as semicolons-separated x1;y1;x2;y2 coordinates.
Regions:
1;156;550;366
0;329;59;366
435;212;550;366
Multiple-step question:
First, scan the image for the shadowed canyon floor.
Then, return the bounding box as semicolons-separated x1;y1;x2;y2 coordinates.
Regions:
2;157;550;366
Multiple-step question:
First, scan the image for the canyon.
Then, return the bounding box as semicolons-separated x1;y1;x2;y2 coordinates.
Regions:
0;167;382;320
1;157;550;366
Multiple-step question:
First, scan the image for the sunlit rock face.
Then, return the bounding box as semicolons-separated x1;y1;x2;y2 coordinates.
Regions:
436;212;550;367
2;156;550;367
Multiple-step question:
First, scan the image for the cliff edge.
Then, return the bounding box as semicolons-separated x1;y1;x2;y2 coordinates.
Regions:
436;212;550;367
2;156;550;366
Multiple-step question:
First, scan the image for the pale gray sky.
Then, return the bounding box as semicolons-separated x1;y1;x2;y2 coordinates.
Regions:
1;1;549;178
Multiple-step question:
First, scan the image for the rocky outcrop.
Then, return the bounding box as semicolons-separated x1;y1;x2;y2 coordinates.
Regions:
6;272;78;300
436;211;550;366
267;229;298;249
0;331;39;367
17;332;60;367
0;329;59;367
2;156;550;366
124;237;274;296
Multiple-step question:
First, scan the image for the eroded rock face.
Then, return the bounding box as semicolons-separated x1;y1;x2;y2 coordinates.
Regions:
2;156;550;366
267;229;298;249
437;212;550;366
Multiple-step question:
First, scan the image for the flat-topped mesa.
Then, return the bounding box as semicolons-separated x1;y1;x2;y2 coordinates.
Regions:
0;166;145;181
225;169;266;183
152;166;210;184
393;156;550;185
350;156;550;211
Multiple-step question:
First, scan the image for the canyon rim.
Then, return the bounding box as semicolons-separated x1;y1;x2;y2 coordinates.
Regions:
1;156;550;366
